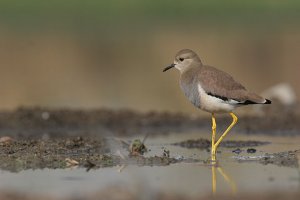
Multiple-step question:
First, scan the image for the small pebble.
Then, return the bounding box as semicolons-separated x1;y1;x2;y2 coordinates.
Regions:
163;149;170;158
174;155;184;160
232;148;243;154
0;136;14;145
41;111;50;120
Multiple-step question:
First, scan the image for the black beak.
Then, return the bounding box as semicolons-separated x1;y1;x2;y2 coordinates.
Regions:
163;63;175;72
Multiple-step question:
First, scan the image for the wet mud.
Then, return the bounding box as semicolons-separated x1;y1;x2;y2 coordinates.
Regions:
259;150;300;168
173;139;270;149
0;137;191;172
173;139;299;168
0;107;299;199
0;136;298;172
0;107;299;171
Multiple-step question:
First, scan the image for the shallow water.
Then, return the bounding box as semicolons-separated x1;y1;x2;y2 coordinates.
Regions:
0;132;299;198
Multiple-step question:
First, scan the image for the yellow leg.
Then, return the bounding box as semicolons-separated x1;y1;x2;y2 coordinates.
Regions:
212;165;216;196
211;113;217;161
213;112;238;156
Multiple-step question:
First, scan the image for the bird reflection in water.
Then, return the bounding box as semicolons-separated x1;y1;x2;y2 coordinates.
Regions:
211;163;237;196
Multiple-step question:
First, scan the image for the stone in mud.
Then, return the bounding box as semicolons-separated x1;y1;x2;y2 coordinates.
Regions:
247;148;257;153
232;148;243;154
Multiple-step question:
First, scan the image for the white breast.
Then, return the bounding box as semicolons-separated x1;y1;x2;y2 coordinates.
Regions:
197;83;236;113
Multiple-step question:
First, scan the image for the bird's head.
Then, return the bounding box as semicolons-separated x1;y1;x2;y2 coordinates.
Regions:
163;49;202;73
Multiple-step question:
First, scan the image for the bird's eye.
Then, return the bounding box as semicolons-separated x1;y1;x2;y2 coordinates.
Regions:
179;58;184;61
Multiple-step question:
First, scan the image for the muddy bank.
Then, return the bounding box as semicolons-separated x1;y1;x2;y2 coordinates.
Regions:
0;107;299;171
0;137;193;172
259;150;300;168
1;135;298;172
175;138;300;168
0;107;205;139
233;150;300;168
0;137;106;172
0;106;299;140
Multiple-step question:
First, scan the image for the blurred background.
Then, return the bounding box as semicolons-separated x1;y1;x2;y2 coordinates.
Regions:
0;0;299;114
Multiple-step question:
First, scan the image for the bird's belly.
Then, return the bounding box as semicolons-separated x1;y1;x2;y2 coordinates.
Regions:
197;84;235;113
199;95;235;113
181;82;235;113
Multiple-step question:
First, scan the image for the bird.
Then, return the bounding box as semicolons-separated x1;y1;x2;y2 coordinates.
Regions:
163;49;271;161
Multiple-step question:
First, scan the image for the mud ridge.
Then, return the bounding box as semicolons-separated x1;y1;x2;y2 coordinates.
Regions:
0;107;299;139
173;138;270;149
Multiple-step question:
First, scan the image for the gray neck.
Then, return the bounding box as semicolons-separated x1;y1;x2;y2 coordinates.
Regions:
179;60;203;74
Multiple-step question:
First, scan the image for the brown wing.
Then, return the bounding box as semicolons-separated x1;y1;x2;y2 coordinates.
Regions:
199;65;264;103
